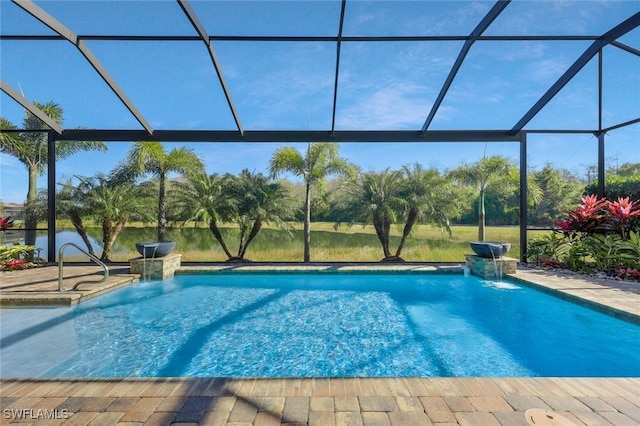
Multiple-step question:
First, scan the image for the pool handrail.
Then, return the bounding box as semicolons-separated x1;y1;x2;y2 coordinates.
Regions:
58;243;109;291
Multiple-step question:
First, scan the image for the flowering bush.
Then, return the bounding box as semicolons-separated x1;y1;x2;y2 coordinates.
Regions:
0;215;37;270
555;195;640;239
2;259;29;271
528;195;640;280
617;268;640;281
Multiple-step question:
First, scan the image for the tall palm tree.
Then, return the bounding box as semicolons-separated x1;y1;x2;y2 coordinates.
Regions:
345;169;405;260
116;142;204;242
172;172;235;259
269;142;352;262
0;102;107;245
447;156;518;242
395;163;459;259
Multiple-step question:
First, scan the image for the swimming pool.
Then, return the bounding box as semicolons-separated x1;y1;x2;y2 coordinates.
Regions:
2;272;639;378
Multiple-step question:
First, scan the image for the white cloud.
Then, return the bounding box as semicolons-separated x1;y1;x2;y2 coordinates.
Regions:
528;58;573;82
336;82;433;130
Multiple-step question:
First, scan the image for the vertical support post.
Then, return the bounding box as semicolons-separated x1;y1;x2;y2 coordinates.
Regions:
598;49;603;132
597;50;605;199
519;132;528;263
47;131;56;263
598;132;606;198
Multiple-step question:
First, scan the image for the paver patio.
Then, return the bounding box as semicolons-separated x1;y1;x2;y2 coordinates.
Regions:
1;377;639;425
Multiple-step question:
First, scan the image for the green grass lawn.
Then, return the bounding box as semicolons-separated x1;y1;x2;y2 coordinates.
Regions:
68;222;527;263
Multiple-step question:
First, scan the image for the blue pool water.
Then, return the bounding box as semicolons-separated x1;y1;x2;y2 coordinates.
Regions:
1;273;639;378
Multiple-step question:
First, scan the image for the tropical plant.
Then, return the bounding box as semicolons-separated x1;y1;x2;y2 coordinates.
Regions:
0;101;107;246
555;194;609;237
115;142;204;242
527;195;640;280
269;142;353;262
45;175;154;261
608;196;640;239
526;232;568;265
174;170;297;261
342;169;405;261
224;169;297;260
563;239;590;272
49;181;94;256
0;216;14;235
583;234;624;272
395;164;459;259
172;172;235;259
83;175;154;261
0;215;35;268
618;231;640;270
447;155;518;241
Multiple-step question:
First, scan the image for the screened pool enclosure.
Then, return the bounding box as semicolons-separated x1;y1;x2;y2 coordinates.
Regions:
1;0;639;262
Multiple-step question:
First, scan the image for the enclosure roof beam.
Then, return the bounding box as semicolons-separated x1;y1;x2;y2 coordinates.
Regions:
12;0;153;135
511;12;640;133
56;129;523;143
177;0;244;135
421;0;510;133
0;34;605;42
0;79;63;134
331;0;347;134
611;40;640;57
602;117;640;133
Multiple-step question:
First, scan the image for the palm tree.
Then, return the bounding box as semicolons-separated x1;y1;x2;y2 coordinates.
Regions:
345;169;405;260
447;156;518;242
395;163;459;259
174;170;296;261
30;174;153;261
56;180;96;257
172;172;235;259
269;142;352;262
82;175;154;261
116;142;204;242
0;102;107;245
227;169;297;260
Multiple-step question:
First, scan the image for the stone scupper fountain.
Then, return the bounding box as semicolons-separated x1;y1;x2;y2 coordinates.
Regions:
465;241;517;279
469;242;511;259
130;241;181;280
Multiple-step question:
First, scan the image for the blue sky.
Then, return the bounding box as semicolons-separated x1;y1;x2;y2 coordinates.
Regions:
1;0;639;204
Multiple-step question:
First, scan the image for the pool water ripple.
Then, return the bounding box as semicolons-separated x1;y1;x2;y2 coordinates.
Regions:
2;273;640;378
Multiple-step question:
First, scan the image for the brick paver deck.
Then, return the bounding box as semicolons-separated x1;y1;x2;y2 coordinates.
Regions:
0;265;138;306
1;377;639;425
2;265;639;424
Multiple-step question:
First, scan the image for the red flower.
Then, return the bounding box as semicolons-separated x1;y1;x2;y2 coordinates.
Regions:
2;259;27;271
555;220;571;231
0;216;14;232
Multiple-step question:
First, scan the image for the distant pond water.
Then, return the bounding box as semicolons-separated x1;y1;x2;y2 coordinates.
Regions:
31;226;475;262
